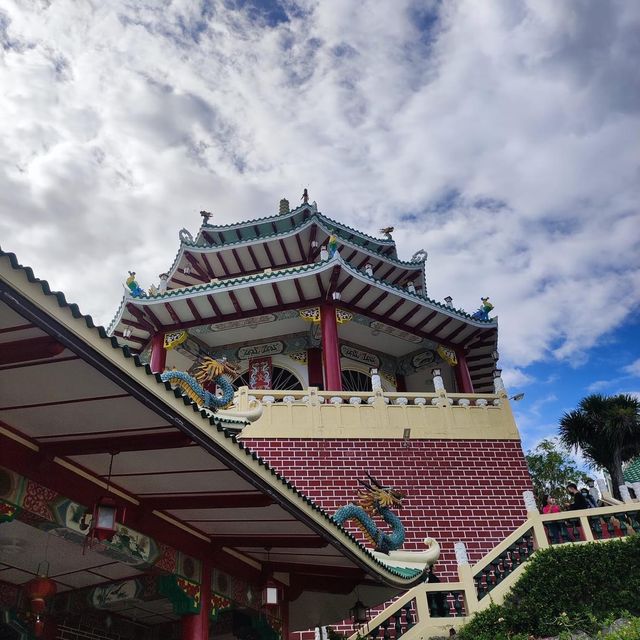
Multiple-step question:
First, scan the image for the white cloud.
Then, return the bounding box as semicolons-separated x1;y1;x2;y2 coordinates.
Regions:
624;359;640;377
0;0;638;375
501;367;535;389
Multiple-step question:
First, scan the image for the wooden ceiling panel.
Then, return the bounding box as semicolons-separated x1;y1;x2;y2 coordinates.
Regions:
70;447;228;476
0;359;126;408
1;396;163;439
115;470;257;495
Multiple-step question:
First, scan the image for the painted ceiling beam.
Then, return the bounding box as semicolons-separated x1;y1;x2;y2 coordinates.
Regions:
164;302;181;325
315;274;326;298
228;290;243;315
217;253;232;277
143;493;275;510
246;244;261;270
206;294;222;317
430;316;453;336
214;535;327;548
126;304;156;332
365;291;388;313
186;298;203;323
201;253;215;279
279;238;292;264
413;310;438;331
441;322;467;343
271;282;284;306
231;248;246;273
0;335;65;365
42;432;192;456
184;253;209;281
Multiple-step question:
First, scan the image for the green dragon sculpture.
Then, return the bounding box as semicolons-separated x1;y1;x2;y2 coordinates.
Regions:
333;475;406;554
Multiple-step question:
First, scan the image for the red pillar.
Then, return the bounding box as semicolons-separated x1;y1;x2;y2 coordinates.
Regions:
181;562;211;640
307;347;324;389
149;333;167;374
396;373;407;392
320;303;342;391
454;349;474;393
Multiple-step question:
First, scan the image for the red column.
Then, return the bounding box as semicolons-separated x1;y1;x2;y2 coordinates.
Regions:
454;349;474;393
149;333;167;374
320;303;342;391
395;373;407;392
181;562;211;640
307;347;324;389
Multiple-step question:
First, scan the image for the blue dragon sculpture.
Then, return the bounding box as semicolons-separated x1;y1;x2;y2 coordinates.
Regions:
160;357;238;410
333;475;406;554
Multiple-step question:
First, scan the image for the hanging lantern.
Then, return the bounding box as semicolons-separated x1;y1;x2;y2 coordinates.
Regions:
89;496;121;543
261;578;281;608
25;570;57;638
349;599;370;627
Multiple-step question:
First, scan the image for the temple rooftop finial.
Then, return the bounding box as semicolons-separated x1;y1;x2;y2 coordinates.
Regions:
301;188;309;204
380;226;394;240
200;210;212;224
279;198;290;215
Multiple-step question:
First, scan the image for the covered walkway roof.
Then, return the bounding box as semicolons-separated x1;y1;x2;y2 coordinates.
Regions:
0;249;428;629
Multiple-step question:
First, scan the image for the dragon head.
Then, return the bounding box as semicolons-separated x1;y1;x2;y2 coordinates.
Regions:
357;474;406;515
193;357;239;384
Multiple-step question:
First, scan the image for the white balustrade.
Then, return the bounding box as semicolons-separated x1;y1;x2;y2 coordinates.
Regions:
349;397;362;405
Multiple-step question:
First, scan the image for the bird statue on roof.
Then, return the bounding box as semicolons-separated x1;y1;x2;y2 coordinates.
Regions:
301;188;309;204
125;271;145;298
199;210;212;224
380;226;394;240
327;234;338;258
471;297;494;321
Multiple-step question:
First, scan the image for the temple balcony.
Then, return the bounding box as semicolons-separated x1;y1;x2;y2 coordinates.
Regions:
233;387;520;441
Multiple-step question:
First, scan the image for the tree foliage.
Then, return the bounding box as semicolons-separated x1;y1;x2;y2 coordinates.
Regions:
457;535;640;639
525;438;587;507
559;394;640;499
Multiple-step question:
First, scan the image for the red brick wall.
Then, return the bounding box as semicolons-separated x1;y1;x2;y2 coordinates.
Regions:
242;438;532;580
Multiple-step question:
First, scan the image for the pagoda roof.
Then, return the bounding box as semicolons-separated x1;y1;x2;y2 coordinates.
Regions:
195;203;396;252
0;248;430;626
109;250;498;391
167;211;425;292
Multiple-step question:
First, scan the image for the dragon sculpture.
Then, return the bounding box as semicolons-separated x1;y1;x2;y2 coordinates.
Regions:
333;475;406;554
160;357;239;410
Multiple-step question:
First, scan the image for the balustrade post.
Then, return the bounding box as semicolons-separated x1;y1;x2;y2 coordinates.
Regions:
523;491;549;549
454;542;478;614
579;515;595;541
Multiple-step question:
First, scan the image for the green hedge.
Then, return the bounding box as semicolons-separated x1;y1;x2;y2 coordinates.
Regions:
457;535;640;639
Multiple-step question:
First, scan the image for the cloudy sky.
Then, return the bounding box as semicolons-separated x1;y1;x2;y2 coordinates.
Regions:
1;0;639;451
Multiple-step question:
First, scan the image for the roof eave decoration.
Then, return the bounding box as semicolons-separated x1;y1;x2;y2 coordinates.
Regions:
0;248;430;589
165;214;425;292
108;250;496;337
194;204;396;250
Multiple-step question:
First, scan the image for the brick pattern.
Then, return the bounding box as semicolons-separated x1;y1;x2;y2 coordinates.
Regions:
242;438;532;580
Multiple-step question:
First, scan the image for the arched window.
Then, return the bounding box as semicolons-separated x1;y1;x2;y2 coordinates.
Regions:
341;369;372;392
232;365;303;391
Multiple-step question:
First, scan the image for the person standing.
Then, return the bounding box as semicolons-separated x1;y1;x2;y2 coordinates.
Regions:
566;483;591;510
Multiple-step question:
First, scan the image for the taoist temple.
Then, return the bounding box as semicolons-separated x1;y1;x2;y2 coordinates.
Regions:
0;194;533;639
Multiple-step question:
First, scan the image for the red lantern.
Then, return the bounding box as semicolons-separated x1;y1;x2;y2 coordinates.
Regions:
25;576;57;613
25;575;57;638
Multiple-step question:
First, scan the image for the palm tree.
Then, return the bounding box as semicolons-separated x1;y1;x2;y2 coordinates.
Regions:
559;394;640;499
